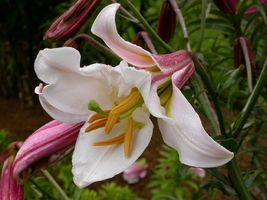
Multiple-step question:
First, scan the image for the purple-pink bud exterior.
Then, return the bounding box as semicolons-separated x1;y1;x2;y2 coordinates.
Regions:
0;157;23;200
157;0;176;43
13;120;83;178
213;0;238;14
233;36;256;70
44;0;101;40
245;0;267;16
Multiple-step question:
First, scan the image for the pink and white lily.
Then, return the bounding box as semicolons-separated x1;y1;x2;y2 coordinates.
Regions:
34;47;154;187
91;3;233;167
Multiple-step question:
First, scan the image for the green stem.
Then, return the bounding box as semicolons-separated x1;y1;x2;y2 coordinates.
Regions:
227;158;252;200
42;169;70;200
125;0;173;52
193;57;226;135
191;74;221;135
232;58;267;138
30;178;57;200
196;0;208;52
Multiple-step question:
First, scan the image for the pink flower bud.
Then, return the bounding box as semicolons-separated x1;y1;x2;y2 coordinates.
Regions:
0;142;23;164
190;167;206;178
157;0;176;43
0;156;23;200
233;36;256;70
245;0;267;16
122;162;148;184
44;0;101;40
213;0;238;14
13;120;83;178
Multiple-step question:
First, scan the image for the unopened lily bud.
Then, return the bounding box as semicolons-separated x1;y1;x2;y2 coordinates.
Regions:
0;141;23;164
0;156;23;200
233;36;255;70
123;161;148;184
245;0;267;16
157;0;176;43
44;0;101;40
190;167;206;178
13;120;83;178
213;0;238;14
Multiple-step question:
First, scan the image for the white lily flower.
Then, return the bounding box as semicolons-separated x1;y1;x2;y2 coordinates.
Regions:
91;3;234;167
34;47;154;188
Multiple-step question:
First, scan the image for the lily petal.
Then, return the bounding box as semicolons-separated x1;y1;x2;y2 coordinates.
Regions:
72;108;153;188
34;47;81;84
36;84;88;123
120;61;233;167
35;48;121;121
91;3;156;68
158;79;233;167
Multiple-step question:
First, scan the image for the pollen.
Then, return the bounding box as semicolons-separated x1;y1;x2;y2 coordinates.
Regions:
88;110;110;123
93;133;125;146
109;88;141;114
85;118;107;133
104;88;141;134
104;113;120;134
124;117;134;157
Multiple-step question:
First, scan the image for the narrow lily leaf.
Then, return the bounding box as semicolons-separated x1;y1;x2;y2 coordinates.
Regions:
91;3;156;68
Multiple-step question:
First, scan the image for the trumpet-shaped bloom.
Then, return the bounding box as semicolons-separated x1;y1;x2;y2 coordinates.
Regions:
91;3;233;167
34;47;153;187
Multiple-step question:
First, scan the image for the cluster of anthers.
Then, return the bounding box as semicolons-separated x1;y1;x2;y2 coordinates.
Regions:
85;88;143;157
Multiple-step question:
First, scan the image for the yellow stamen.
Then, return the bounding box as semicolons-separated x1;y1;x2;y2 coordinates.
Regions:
160;86;172;106
146;66;160;72
88;110;110;123
110;88;141;114
124;117;134;157
85;118;107;133
93;133;125;146
104;113;120;134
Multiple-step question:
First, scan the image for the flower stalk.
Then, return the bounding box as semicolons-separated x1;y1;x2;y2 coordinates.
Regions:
125;0;173;52
232;58;267;138
42;169;70;200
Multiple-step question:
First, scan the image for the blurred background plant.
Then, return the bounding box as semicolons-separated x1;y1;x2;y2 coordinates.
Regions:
1;0;267;199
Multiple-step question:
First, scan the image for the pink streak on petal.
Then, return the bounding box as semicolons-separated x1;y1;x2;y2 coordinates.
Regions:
172;64;195;89
152;50;192;71
13;121;83;178
91;3;156;68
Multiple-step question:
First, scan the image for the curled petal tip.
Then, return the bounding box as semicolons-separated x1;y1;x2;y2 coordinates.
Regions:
91;3;156;68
